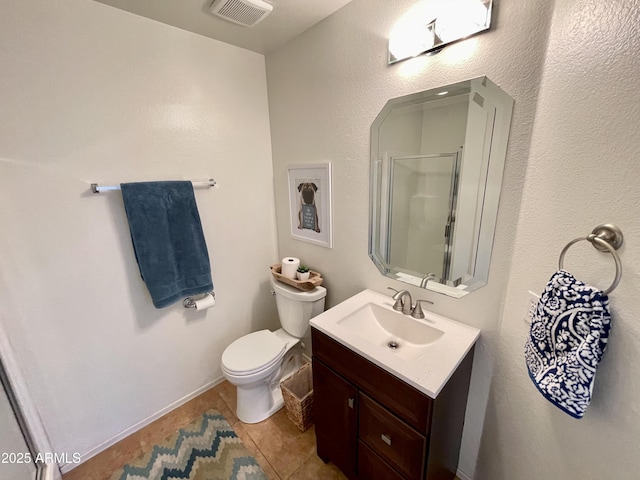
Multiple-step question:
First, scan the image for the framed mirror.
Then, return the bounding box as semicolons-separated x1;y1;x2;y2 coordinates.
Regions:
369;77;514;298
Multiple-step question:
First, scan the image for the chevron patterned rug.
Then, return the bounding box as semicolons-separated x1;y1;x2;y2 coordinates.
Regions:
112;410;267;480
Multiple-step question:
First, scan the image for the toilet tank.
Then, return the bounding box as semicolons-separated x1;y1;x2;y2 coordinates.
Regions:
272;280;327;338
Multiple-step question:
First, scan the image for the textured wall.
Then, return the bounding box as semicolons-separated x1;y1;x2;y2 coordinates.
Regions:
266;0;553;475
0;0;278;466
476;0;640;478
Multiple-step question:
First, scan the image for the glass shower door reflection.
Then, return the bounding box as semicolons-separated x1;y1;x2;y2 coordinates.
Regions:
388;153;460;281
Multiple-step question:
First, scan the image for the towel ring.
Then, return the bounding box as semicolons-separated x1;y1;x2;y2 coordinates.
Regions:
558;224;623;295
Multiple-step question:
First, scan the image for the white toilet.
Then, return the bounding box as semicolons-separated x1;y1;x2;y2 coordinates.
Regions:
221;279;326;424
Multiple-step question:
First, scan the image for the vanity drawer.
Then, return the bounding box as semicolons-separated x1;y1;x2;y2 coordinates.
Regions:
311;328;432;432
358;441;405;480
359;393;425;480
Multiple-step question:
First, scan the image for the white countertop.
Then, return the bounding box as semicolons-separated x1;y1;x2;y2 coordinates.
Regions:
310;288;480;398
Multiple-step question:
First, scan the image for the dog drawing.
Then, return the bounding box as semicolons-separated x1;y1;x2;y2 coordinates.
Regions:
297;182;320;233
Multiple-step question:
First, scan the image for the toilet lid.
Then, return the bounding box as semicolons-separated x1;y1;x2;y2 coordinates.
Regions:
222;330;286;376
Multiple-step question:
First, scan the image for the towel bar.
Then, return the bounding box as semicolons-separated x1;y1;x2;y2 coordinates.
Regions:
558;224;623;295
91;179;217;193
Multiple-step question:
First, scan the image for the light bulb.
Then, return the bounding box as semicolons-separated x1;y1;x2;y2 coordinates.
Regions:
389;23;435;61
435;0;489;44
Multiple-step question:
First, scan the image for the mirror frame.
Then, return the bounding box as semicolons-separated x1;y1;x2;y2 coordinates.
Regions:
369;77;514;297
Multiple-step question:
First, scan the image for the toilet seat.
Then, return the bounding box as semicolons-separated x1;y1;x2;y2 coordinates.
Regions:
222;330;286;376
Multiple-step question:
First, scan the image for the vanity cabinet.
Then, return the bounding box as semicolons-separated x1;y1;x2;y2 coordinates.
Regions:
313;359;358;479
312;328;474;480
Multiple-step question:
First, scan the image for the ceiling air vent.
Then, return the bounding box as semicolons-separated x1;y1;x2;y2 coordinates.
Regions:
210;0;273;27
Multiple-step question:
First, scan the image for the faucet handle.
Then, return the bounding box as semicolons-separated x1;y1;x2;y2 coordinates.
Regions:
386;287;404;311
411;299;434;319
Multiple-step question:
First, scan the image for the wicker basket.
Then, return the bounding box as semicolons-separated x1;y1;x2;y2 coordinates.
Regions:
280;363;314;432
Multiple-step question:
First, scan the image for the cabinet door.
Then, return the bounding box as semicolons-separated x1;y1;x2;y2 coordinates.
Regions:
313;358;358;480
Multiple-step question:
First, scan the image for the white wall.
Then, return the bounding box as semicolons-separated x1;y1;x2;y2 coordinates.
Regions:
475;0;640;478
266;0;553;476
0;0;278;468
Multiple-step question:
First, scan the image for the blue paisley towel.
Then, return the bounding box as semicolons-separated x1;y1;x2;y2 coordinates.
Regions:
524;270;611;418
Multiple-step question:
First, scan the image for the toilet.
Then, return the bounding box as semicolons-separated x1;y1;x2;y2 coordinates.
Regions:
221;279;326;424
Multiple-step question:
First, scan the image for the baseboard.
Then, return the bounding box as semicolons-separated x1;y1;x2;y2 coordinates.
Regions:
457;468;473;480
60;376;226;473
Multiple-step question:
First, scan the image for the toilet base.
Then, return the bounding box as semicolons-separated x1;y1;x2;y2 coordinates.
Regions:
237;384;284;424
234;344;302;424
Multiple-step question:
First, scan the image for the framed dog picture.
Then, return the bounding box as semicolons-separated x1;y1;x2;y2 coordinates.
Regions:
287;163;333;248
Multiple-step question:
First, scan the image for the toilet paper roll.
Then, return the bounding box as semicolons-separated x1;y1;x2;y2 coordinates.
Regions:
194;293;216;310
281;257;300;279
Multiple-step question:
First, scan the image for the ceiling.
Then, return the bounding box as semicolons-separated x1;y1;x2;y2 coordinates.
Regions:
94;0;354;54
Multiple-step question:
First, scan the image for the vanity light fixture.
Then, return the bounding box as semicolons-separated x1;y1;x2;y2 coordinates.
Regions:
388;0;492;64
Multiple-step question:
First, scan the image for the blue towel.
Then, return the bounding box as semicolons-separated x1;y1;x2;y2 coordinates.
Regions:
120;181;213;308
524;270;611;418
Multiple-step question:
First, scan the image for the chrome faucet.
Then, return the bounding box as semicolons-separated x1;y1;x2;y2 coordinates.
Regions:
387;287;434;319
419;273;437;288
411;299;434;319
387;287;413;315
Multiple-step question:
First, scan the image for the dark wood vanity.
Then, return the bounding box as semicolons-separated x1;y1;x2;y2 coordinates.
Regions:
312;328;474;480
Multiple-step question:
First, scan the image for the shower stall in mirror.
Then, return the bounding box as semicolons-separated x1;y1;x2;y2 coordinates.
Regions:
381;152;461;285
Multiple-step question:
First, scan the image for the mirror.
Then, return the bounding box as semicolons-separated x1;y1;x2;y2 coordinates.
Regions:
369;77;514;298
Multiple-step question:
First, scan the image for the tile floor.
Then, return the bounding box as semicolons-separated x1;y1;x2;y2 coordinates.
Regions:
63;380;347;480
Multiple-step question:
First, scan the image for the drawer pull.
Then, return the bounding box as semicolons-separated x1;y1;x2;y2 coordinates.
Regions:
348;398;355;409
381;433;392;446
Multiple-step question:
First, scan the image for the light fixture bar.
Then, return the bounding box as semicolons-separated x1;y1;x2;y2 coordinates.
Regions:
388;0;493;64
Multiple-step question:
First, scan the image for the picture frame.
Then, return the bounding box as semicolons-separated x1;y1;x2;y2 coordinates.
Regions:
287;163;333;248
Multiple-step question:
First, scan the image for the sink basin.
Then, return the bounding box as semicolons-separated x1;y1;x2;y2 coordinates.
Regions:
309;289;480;398
337;303;444;360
